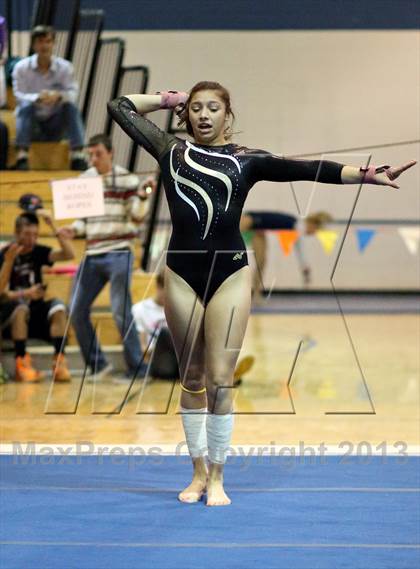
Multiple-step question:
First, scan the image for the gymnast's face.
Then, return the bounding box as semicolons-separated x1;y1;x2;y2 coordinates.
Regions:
188;90;228;146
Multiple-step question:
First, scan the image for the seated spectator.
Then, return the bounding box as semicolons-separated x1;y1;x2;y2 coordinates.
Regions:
0;15;7;169
0;243;22;383
0;13;7;109
0;212;74;382
131;272;254;385
65;133;155;382
0;117;8;169
0;243;22;296
12;25;87;171
132;271;179;380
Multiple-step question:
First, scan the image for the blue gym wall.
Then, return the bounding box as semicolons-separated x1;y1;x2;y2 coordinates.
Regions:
1;0;419;30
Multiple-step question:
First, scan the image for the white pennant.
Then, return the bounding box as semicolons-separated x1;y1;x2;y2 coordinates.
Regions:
398;227;420;255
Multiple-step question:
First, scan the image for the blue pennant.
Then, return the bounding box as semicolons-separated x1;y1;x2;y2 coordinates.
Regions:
356;228;376;253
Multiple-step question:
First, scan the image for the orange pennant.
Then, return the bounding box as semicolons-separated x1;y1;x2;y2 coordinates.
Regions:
276;230;299;256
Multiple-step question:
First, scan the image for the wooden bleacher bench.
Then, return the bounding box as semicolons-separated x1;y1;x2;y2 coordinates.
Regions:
0;171;79;201
43;270;156;307
4;141;71;171
1;202;77;234
28;141;71;170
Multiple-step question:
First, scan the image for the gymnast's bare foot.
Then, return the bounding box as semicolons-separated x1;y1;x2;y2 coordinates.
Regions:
178;458;207;503
206;464;231;506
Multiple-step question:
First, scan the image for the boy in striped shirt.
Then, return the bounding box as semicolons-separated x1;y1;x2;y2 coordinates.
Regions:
66;134;155;381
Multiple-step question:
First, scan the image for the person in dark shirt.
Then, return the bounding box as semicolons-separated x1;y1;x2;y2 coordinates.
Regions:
0;243;22;383
240;210;333;298
0;118;8;170
0;212;74;382
108;80;416;507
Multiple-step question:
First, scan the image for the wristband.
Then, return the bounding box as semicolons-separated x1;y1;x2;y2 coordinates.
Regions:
157;90;189;110
359;164;393;184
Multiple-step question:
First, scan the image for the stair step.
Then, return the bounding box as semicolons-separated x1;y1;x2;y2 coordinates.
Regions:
0;171;78;202
1;345;127;376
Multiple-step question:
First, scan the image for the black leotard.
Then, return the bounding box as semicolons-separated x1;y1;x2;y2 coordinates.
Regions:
108;97;345;304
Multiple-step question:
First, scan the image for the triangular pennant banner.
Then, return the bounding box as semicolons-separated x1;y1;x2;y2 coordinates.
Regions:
316;229;339;255
276;230;299;256
316;378;337;400
241;230;255;247
398;227;420;255
356;228;376;253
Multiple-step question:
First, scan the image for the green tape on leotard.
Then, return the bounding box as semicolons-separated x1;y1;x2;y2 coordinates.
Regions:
241;230;255;246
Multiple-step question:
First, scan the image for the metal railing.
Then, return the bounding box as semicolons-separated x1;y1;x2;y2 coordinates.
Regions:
84;38;125;141
110;65;150;171
69;9;104;116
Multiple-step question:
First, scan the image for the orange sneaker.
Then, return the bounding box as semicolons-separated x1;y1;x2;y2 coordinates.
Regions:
15;354;45;383
52;354;72;382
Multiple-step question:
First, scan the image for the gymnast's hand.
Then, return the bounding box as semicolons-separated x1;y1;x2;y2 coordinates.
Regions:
156;90;189;111
363;160;417;189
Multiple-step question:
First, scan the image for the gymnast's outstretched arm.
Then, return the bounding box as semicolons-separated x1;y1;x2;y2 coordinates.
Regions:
249;151;416;189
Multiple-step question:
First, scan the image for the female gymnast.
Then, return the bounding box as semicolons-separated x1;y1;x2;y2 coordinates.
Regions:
108;81;416;506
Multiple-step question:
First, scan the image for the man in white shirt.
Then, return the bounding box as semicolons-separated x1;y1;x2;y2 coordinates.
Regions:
12;25;86;170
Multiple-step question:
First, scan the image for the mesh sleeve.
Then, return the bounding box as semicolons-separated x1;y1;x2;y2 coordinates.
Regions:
250;150;344;185
107;97;176;162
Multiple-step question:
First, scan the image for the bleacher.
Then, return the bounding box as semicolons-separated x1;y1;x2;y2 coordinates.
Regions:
0;0;186;377
1;170;157;349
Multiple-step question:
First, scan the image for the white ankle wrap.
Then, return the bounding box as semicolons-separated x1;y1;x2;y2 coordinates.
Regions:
180;407;207;458
206;413;234;464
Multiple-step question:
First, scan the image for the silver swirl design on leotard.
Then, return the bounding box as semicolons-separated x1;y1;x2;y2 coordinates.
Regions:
170;146;213;239
185;142;241;211
173;168;200;221
186;141;242;174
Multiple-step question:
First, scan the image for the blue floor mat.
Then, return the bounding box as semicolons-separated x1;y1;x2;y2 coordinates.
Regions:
1;455;419;569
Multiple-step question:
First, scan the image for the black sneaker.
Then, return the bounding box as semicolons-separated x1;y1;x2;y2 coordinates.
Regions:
12;157;29;171
71;157;88;171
